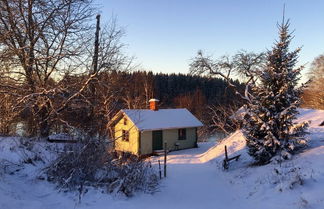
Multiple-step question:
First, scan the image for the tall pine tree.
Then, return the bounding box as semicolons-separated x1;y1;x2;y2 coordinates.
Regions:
243;20;308;164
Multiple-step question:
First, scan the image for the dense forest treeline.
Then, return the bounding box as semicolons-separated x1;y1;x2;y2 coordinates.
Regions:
154;73;242;106
114;70;243;108
0;69;243;138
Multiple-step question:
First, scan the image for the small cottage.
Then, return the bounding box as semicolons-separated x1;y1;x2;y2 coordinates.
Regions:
110;99;203;156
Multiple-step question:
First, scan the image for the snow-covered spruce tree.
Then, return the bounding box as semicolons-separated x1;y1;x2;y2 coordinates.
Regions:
243;20;308;165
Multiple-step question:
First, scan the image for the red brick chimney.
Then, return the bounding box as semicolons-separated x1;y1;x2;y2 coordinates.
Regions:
149;98;159;111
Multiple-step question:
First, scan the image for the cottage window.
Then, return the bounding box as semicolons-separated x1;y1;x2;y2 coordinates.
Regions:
123;118;127;125
178;128;186;140
122;130;129;142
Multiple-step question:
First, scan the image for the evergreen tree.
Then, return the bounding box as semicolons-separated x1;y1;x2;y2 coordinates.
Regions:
243;20;308;164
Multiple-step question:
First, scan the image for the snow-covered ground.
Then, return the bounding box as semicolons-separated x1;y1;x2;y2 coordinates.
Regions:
1;109;324;209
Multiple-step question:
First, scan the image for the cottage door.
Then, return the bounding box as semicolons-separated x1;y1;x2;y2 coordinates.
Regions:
152;130;163;150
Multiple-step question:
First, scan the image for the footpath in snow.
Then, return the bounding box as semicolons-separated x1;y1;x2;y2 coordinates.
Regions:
1;108;324;209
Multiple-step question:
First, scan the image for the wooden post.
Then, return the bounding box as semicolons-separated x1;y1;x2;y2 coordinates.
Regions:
223;145;229;170
88;14;101;137
164;142;167;178
225;145;228;161
92;14;100;74
158;160;162;179
222;145;240;170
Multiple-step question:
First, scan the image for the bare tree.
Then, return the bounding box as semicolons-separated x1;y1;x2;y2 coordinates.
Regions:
208;103;241;135
0;64;17;135
190;50;266;101
189;50;266;139
302;55;324;109
119;71;154;110
83;18;135;137
0;0;132;138
0;0;95;89
0;0;96;136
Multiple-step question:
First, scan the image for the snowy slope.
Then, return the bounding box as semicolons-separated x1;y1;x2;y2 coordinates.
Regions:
0;108;324;209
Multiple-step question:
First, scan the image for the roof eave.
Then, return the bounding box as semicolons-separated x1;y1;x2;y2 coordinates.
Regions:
139;124;203;132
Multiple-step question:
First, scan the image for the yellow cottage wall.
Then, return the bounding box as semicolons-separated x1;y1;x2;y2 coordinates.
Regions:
114;116;139;155
162;128;197;151
140;127;197;155
140;131;153;155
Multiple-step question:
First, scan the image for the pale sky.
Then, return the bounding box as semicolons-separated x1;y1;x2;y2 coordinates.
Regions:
96;0;324;75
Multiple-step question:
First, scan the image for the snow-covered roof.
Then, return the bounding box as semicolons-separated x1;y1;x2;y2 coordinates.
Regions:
149;98;159;102
121;108;203;131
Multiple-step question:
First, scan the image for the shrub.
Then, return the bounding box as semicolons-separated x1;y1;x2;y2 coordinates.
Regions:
45;140;158;197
